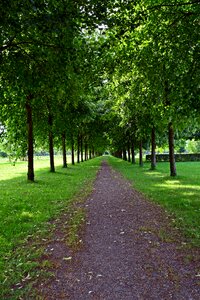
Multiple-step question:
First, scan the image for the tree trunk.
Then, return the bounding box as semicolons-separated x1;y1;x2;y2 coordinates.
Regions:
62;132;67;168
71;136;75;165
151;126;156;170
77;135;80;163
139;140;143;167
80;134;83;162
92;148;95;158
131;142;136;164
118;150;123;159
89;149;92;159
168;122;177;176
26;96;34;181
123;148;127;161
85;143;88;161
127;141;131;162
48;113;55;172
115;150;122;158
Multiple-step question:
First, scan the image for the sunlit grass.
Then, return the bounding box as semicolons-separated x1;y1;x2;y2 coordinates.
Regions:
0;155;72;180
107;156;200;246
0;156;102;299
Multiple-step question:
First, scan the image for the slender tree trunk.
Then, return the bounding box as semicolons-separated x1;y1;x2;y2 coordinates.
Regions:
89;149;92;160
71;136;75;165
77;135;80;163
84;143;87;161
62;132;67;168
123;148;127;161
26;96;34;181
92;148;95;158
139;140;143;167
151;126;156;170
48;113;55;173
131;142;136;164
127;141;131;162
168;122;177;176
115;150;121;158
80;134;83;162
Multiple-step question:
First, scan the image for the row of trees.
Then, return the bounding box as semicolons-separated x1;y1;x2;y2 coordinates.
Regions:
0;0;108;180
0;0;200;180
98;0;200;176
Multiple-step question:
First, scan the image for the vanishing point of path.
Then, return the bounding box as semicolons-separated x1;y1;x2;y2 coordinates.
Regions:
39;161;200;299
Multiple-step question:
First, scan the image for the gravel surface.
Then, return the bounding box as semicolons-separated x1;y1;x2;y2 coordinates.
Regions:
39;161;200;299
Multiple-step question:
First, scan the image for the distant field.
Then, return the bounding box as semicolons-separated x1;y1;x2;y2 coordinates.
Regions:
0;155;74;180
107;156;200;246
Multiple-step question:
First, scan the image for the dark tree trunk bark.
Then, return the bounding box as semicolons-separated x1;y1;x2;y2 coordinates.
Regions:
48;113;55;173
114;150;122;158
26;96;34;181
62;132;67;168
89;149;92;160
118;150;123;159
139;140;143;167
151;126;156;170
168;122;177;176
85;143;88;161
127;141;131;162
92;148;95;158
131;142;136;164
77;135;80;163
123;148;127;161
80;135;83;162
71;136;75;165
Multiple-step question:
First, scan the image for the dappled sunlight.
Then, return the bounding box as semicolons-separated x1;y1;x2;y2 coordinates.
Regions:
0;156;69;181
19;211;34;221
109;156;200;247
0;155;78;178
155;182;200;190
0;156;102;297
182;191;197;197
0;165;27;181
143;171;166;178
164;180;181;185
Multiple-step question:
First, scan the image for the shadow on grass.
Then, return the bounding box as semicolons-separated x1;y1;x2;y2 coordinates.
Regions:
0;157;103;299
106;156;200;245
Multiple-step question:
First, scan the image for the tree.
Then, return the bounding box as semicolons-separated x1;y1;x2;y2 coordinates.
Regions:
0;0;82;180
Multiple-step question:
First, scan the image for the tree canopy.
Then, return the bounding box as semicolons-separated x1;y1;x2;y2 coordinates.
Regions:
0;0;199;179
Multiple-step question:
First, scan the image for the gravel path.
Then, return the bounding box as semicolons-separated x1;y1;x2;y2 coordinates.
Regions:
39;161;200;299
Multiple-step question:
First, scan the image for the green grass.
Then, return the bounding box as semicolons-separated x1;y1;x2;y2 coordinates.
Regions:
1;155;199;298
107;156;200;246
66;207;86;248
0;156;102;299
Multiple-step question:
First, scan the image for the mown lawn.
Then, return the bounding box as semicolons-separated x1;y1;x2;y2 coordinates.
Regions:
107;156;200;246
0;156;102;299
1;154;199;298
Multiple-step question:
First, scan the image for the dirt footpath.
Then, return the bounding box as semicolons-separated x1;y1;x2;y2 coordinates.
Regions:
39;161;200;299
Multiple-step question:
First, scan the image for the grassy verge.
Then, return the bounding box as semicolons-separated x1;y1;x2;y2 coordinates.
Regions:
0;156;102;299
107;156;200;246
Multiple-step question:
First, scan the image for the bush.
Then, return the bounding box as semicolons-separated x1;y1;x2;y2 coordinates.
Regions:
0;151;8;158
146;153;200;162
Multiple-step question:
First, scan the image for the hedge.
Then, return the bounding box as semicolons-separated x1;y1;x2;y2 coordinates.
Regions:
146;153;200;162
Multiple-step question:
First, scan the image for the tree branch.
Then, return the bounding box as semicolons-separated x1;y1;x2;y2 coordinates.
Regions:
149;0;200;10
0;40;66;53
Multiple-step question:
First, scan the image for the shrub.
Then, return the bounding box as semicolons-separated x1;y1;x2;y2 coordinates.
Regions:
0;151;8;158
